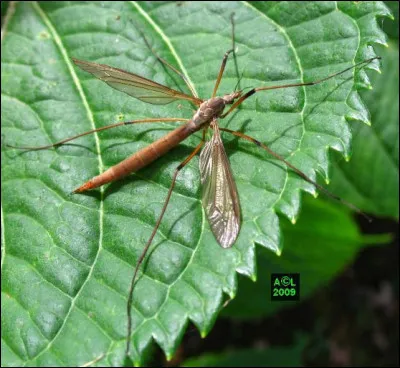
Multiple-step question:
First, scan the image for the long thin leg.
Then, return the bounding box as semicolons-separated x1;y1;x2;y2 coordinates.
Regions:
125;135;205;358
219;127;372;221
221;56;381;118
230;13;241;92
6;118;188;150
139;29;199;99
211;12;240;97
212;49;234;97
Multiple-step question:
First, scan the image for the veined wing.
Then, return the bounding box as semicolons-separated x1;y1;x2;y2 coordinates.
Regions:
199;122;241;248
72;58;202;105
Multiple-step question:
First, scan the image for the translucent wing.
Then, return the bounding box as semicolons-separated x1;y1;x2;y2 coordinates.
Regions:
72;58;202;105
199;123;241;248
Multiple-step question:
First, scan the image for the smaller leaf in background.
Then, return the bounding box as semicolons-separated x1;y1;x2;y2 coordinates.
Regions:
1;1;9;16
181;335;307;367
222;196;391;319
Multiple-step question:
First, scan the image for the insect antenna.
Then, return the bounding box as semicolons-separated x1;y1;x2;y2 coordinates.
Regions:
221;56;382;118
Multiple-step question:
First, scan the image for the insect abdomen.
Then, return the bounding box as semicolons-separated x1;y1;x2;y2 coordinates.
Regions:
74;121;198;192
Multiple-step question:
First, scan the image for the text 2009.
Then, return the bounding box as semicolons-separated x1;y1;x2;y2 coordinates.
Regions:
273;288;297;296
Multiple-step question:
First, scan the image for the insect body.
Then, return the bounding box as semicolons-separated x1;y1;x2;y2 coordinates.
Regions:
73;88;242;210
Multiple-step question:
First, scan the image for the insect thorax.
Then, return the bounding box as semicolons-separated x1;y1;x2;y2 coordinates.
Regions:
193;97;226;127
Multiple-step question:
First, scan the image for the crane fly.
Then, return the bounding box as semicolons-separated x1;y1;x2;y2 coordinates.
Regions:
7;17;379;360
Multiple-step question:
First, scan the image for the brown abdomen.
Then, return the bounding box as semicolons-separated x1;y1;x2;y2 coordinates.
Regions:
74;122;197;192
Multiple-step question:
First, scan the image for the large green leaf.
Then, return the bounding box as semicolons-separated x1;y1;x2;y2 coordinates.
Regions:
328;3;399;219
1;1;389;366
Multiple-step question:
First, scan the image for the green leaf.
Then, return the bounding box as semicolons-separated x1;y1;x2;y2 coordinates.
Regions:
182;335;307;367
1;2;388;366
382;1;398;40
329;30;399;219
222;196;391;319
1;1;9;17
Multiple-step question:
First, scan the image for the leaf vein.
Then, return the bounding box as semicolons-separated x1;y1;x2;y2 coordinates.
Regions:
131;1;198;97
28;2;105;362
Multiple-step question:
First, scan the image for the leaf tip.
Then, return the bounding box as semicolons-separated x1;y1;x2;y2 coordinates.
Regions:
200;330;208;339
